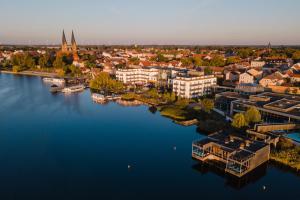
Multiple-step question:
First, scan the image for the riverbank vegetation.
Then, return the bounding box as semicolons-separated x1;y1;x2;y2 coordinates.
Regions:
2;52;84;78
271;138;300;172
119;89;226;133
90;72;124;94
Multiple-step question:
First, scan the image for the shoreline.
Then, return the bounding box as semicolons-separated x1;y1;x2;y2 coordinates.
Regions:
0;70;58;78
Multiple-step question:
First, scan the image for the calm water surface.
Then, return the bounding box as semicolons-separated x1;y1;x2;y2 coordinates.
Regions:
0;73;299;200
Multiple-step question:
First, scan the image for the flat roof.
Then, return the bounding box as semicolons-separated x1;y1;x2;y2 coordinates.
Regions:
265;99;300;110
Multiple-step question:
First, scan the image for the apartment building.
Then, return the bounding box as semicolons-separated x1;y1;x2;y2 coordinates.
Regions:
116;68;159;84
172;75;217;99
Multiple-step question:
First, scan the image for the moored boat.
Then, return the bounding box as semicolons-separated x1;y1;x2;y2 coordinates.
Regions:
50;84;64;93
91;93;107;103
43;78;65;85
62;85;85;93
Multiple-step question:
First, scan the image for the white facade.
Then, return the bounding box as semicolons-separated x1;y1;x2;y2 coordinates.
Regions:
239;72;254;84
116;68;159;84
172;75;217;99
251;61;266;68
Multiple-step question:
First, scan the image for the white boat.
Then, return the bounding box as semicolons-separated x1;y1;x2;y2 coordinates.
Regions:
92;93;107;102
62;85;85;93
43;78;65;85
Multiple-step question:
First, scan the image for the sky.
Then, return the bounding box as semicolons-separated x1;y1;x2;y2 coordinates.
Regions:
0;0;299;45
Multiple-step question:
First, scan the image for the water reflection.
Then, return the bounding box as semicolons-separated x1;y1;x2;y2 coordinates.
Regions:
192;161;268;190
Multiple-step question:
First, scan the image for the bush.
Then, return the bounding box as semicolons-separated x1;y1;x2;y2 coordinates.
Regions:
12;65;22;72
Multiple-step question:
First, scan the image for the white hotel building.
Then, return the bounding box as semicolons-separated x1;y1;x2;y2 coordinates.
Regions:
116;68;159;84
172;75;217;99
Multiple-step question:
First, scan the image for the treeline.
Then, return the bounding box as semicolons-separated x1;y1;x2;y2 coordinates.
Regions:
4;52;82;77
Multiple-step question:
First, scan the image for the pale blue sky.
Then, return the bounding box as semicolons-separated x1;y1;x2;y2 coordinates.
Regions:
0;0;299;45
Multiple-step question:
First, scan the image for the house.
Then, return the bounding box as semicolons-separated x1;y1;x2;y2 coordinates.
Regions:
225;71;240;82
259;72;285;87
239;72;254;84
251;61;266;68
290;74;300;83
247;68;263;80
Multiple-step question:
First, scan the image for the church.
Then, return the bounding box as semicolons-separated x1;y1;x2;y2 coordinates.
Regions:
60;30;79;61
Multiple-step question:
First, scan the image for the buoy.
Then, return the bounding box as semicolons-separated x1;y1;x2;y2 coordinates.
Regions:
128;165;131;169
262;185;266;190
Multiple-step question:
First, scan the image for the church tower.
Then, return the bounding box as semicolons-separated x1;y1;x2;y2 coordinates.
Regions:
61;30;68;53
71;30;79;61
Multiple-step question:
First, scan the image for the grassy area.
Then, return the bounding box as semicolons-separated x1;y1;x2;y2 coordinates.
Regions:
160;105;189;121
121;93;137;101
270;138;300;171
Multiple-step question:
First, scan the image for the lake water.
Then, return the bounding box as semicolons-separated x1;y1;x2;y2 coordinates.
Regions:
0;73;299;200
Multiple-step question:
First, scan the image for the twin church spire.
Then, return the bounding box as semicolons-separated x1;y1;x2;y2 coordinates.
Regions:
61;30;78;61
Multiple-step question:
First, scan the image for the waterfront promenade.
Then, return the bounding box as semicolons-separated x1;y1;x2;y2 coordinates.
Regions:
0;70;57;78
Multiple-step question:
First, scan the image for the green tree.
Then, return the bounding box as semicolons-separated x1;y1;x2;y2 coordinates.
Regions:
181;57;193;67
204;66;213;75
90;72;124;94
231;113;248;128
53;56;65;69
209;55;225;67
226;56;240;65
244;106;261;124
39;55;48;68
201;98;214;113
69;65;82;77
237;48;253;59
85;61;96;68
162;92;176;103
292;51;300;60
147;88;160;99
192;57;203;66
156;53;167;62
129;57;140;65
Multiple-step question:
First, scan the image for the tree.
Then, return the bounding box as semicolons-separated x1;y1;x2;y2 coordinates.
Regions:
201;98;214;113
11;53;35;71
209;55;225;67
237;48;253;59
192;57;203;66
204;66;213;75
162;92;176;103
69;65;82;77
292;51;300;60
244;106;261;124
39;55;48;68
156;53;167;62
181;57;193;67
85;61;96;69
53;56;65;69
226;56;240;65
129;57;140;65
90;72;124;94
231;113;248;128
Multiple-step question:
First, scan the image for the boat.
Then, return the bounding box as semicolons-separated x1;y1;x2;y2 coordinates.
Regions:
91;93;107;103
62;85;85;93
43;78;65;85
50;84;63;93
